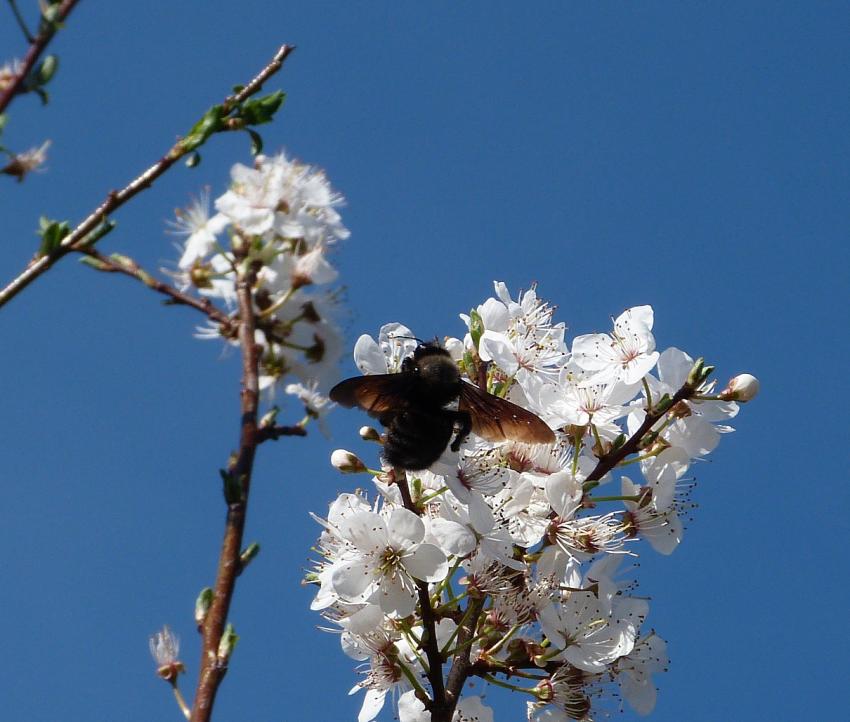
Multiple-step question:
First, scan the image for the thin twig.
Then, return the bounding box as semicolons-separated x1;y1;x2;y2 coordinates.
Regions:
0;0;79;113
0;44;295;310
7;0;35;43
190;260;261;722
79;249;236;333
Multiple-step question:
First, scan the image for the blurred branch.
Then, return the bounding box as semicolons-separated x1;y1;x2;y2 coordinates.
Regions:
258;424;307;442
79;249;236;333
0;44;295;310
0;0;79;113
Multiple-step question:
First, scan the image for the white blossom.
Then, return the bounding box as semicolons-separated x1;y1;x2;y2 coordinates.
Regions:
308;281;754;722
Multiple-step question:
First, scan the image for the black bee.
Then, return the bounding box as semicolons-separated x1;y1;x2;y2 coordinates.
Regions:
329;341;555;470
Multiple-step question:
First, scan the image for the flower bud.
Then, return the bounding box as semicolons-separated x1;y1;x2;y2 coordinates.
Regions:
359;426;382;443
331;449;368;473
720;373;760;402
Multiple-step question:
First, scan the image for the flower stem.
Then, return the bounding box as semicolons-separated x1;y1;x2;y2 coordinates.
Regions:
586;494;641;503
397;659;431;701
169;680;191;720
642;377;653;411
480;673;536;695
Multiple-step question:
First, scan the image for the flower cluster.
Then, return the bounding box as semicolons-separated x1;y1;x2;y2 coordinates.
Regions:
309;282;757;721
171;151;348;400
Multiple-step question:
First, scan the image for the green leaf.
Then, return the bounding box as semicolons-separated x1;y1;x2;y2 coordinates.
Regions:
182;105;225;152
246;128;263;155
468;308;484;349
239;90;285;126
36;217;70;257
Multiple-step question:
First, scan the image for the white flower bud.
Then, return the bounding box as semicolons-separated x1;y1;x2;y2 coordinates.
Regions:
721;373;760;402
331;449;368;473
444;336;464;361
359;426;382;443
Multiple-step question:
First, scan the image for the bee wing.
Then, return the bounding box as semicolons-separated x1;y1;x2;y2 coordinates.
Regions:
458;381;555;445
329;374;411;418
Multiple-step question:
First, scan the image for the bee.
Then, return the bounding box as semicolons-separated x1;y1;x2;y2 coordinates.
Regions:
329;341;555;470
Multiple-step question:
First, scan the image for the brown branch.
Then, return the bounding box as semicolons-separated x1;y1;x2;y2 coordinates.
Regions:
190;261;261;722
257;424;307;442
585;380;699;484
79;249;236;333
0;44;295;310
394;471;447;713
442;595;486;711
0;0;80;114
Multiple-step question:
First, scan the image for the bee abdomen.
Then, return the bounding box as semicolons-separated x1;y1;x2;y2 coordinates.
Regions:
383;408;455;471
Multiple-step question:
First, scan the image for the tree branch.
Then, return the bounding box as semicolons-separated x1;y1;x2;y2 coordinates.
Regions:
79;249;236;333
0;0;80;114
190;260;261;722
585;379;699;484
257;424;307;442
394;470;448;715
0;44;295;310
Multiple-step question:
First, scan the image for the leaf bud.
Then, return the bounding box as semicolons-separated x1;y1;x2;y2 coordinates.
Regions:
331;449;368;473
239;542;260;572
194;588;213;628
216;624;239;664
720;373;760;402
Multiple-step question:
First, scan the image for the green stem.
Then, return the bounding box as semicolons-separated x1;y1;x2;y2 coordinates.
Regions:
590;422;603;452
419;486;450;505
571;426;584;476
434;557;463;603
480;673;536;695
586;494;641;503
440;600;477;656
642;377;653;412
170;680;191;720
397;660;431;701
618;450;661;466
485;623;521;656
258;285;296;319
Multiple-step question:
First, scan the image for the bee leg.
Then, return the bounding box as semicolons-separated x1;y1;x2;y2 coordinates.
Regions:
449;410;472;452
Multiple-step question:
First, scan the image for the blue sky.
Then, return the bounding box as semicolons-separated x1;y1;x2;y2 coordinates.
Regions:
1;2;847;720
